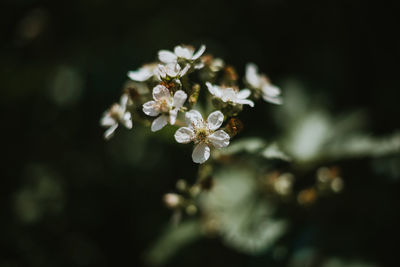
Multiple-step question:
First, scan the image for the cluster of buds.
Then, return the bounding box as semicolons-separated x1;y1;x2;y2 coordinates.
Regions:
297;166;344;206
163;179;200;217
262;167;344;206
163;164;215;217
100;44;282;164
315;166;344;193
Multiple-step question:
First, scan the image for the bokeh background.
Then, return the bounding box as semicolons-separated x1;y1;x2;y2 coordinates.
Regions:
1;0;400;266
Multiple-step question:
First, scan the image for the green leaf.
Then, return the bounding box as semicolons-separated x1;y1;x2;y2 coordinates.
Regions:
145;220;202;266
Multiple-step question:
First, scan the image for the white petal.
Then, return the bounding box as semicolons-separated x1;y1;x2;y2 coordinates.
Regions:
173;90;187;108
122;112;132;129
120;94;129;110
206;82;222;98
100;114;116;127
194;62;205;69
208;130;230;148
152;85;170;101
236;99;255;107
192;45;206;60
169;109;178;125
207;110;224;131
185;110;204;127
174;46;192;59
166;63;180;77
151;115;168;132
221;88;236;103
179;64;190;77
142;101;160;116
245;63;261;88
127;69;152;82
158;50;177;63
104;124;118;140
262;95;283;105
206;82;216;95
156;64;167;80
174;127;194;143
192;143;210;164
237;89;251;99
262;84;281;97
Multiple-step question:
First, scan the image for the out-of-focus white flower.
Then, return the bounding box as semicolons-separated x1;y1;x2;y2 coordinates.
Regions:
206;82;254;107
143;85;187;132
174;110;230;164
245;63;282;105
209;58;224;72
100;93;132;140
127;63;158;82
155;63;190;81
158;44;206;69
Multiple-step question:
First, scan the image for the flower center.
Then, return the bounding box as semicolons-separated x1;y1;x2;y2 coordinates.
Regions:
194;127;209;143
158;99;171;113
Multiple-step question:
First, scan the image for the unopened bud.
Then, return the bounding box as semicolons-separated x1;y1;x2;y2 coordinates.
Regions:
185;204;197;215
297;188;317;206
223;65;238;83
274;173;294;196
189;185;201;197
163;193;182;209
176;179;187;192
331;177;344;193
189;84;200;106
317;167;331;183
224;117;243;137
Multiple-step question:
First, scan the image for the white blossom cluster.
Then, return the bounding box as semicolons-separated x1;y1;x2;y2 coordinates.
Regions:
101;44;282;163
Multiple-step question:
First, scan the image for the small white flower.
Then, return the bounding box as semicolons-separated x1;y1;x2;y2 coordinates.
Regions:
245;63;282;105
158;44;206;69
100;93;132;140
155;63;190;81
143;85;187;132
174;110;230;164
127;63;158;82
206;82;254;107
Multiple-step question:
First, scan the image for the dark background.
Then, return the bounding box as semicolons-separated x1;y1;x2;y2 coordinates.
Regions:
1;0;400;266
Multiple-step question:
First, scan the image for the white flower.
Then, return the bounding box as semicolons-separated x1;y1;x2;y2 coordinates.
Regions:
143;85;187;132
174;110;230;164
245;63;282;105
100;93;132;140
158;44;206;69
127;63;158;82
206;82;254;107
155;63;190;81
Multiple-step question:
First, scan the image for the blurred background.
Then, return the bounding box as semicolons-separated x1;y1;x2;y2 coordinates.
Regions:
1;0;400;266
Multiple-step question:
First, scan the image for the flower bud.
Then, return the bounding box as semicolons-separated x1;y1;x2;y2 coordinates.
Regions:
185;204;197;215
297;188;317;206
331;177;344;193
176;179;187;192
223;65;238;85
189;84;200;106
163;193;182;209
224;118;243;138
273;173;294;196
